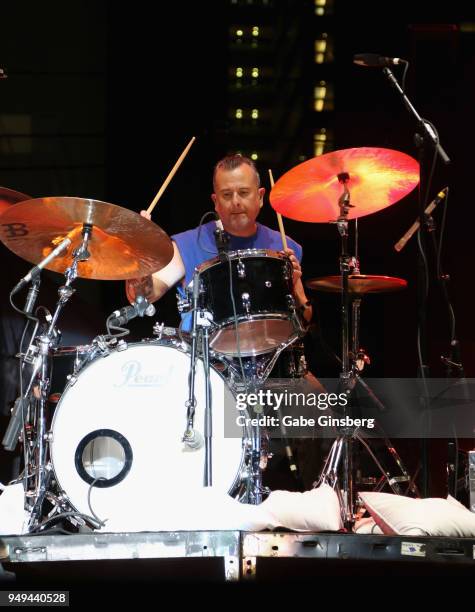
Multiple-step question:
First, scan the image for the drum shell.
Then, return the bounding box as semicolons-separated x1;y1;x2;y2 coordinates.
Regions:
49;339;247;525
198;250;298;357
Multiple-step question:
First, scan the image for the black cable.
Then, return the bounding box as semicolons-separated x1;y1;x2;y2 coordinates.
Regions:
415;122;439;383
435;189;457;344
106;315;130;338
87;477;107;527
197;210;220;255
32;511;103;532
401;61;410;92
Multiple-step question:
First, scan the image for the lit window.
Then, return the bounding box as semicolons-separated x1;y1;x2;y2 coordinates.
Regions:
315;34;333;64
314;128;332;157
315;0;326;13
314;81;333;112
315;37;327;53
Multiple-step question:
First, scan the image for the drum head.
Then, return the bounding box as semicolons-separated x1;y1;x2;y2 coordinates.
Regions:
50;343;243;524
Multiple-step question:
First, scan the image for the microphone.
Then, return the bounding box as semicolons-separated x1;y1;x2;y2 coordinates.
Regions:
11;236;72;294
23;278;41;315
394;187;448;252
214;217;229;258
354;53;407;67
2;397;24;451
109;295;156;326
183;428;204;451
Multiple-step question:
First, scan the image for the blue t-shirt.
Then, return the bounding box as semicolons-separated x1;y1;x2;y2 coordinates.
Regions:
172;221;302;286
171;221;302;329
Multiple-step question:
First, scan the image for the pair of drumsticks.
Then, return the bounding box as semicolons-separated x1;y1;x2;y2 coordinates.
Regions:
146;137;289;250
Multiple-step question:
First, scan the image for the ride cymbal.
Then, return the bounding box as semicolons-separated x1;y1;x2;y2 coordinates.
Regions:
270;147;419;222
0;197;173;280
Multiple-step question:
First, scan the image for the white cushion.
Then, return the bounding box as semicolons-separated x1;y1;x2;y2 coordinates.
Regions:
359;491;475;537
261;485;343;532
0;483;29;535
103;485;342;533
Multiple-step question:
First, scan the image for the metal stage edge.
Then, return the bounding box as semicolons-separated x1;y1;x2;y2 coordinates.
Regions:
1;531;475;582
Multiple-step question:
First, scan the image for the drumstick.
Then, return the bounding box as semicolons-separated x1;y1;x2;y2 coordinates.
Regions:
268;169;288;250
146;136;196;215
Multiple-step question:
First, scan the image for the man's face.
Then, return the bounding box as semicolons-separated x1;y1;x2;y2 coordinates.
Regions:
211;164;265;236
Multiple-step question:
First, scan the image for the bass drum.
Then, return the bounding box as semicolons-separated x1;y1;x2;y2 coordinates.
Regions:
50;339;246;524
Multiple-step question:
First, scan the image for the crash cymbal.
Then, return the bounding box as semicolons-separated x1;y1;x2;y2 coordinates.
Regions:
270;147;419;222
0;186;31;214
0;197;173;280
305;274;408;294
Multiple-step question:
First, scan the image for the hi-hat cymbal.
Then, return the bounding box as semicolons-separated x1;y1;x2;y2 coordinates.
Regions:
0;186;31;214
306;274;408;294
0;197;173;280
270;147;419;222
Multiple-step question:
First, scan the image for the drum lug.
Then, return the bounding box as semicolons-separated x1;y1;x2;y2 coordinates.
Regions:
237;260;246;278
66;374;77;386
117;339;128;352
241;292;251;315
176;295;191;314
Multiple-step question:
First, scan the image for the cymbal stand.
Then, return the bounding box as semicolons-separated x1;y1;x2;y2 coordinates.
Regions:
329;172;357;528
25;224;92;531
316;189;419;524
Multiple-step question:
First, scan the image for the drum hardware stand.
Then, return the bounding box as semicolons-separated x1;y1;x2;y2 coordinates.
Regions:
183;268;214;486
17;224;93;532
316;177;418;528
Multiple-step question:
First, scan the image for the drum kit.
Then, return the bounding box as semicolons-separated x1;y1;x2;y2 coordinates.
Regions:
0;146;422;532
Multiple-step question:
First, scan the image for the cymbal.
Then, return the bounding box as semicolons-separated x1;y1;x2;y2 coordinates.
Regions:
0;197;173;280
0;186;31;214
305;274;408;294
270;147;419;222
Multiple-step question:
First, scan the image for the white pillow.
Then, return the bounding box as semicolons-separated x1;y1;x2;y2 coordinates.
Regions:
103;485;342;533
359;491;475;537
261;484;343;532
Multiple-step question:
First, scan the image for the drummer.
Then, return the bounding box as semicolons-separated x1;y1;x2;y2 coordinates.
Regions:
126;154;312;324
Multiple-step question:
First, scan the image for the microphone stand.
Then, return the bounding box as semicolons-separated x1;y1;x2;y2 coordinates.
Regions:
24;224;92;531
383;66;451;496
183;267;214;486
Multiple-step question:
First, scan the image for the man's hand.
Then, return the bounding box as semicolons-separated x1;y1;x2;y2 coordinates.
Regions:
281;248;302;286
281;248;313;323
140;210;152;221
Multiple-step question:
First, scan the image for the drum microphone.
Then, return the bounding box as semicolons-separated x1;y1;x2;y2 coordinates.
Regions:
183;428;204;451
353;53;407;67
2;397;24;451
109;295;156;326
214;217;230;258
11;236;72;294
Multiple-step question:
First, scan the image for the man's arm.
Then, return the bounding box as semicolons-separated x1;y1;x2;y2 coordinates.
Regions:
125;241;185;304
